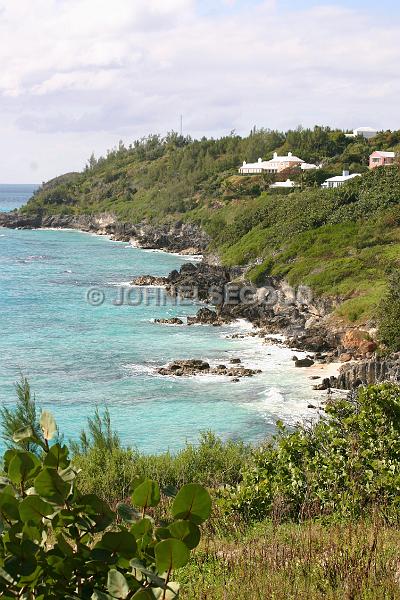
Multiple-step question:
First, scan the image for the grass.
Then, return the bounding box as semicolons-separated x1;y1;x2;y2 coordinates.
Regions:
179;519;400;599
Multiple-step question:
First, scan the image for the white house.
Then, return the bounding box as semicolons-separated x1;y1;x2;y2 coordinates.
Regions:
239;152;304;174
300;162;320;170
321;170;361;189
239;157;270;174
269;179;298;189
345;127;378;140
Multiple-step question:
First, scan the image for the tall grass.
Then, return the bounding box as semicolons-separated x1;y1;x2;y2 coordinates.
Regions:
179;519;400;599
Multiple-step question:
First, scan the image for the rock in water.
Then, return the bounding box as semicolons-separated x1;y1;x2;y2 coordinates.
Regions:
157;359;261;378
295;358;315;368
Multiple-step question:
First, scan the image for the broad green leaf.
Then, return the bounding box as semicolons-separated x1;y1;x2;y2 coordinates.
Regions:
132;479;160;509
40;411;57;441
43;443;69;469
172;484;211;525
3;449;19;471
78;494;114;530
55;533;74;557
117;502;142;523
8;452;40;485
155;538;190;573
131;590;158;599
95;530;137;559
19;496;54;523
130;518;153;539
12;425;34;443
155;526;171;541
107;569;129;599
0;485;20;520
34;467;70;503
130;560;166;587
169;520;200;549
162;485;178;498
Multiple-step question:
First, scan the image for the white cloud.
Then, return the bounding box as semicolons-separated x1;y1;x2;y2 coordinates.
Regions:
0;0;399;182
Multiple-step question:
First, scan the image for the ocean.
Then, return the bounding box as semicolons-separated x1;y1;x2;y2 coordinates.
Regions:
0;184;319;452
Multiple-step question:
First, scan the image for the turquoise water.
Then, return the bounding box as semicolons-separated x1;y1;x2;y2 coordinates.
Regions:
0;186;319;452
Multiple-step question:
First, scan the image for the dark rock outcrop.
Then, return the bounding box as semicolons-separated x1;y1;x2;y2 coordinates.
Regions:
0;211;210;254
331;357;400;389
157;359;261;378
154;317;184;325
187;307;230;326
132;275;168;286
295;358;315;368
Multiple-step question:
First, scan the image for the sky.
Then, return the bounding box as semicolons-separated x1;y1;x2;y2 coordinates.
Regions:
0;0;399;183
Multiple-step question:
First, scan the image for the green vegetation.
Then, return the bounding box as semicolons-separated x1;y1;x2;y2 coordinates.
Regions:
378;271;400;352
20;127;400;327
0;388;210;598
4;380;400;597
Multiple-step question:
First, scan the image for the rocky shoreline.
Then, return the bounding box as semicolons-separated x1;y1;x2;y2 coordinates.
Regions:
0;211;210;255
133;262;399;391
2;210;399;391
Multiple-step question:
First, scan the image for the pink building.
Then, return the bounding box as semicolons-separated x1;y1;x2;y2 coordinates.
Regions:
369;150;396;169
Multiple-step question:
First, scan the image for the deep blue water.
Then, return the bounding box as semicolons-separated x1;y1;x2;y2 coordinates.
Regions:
0;184;39;212
0;185;318;452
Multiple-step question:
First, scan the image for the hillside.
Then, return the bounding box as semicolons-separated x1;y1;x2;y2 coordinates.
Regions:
18;127;400;323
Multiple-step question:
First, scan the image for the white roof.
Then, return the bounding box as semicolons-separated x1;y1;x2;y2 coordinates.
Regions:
372;151;395;158
354;126;377;133
240;160;271;169
324;173;361;183
268;151;304;163
300;162;318;170
240;152;304;170
270;179;297;188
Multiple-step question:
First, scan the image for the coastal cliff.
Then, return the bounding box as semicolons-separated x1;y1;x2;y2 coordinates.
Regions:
0;211;210;254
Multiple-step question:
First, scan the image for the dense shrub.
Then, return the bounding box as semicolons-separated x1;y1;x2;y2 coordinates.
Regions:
221;384;400;522
74;432;250;507
0;390;211;598
378;271;400;351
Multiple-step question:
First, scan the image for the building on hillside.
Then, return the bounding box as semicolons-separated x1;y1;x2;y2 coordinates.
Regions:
239;157;270;174
369;150;396;169
321;170;361;189
300;162;320;170
269;179;299;189
345;127;378;140
239;152;304;174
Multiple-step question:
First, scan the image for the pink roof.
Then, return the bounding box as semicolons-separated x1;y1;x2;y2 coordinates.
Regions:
370;150;396;158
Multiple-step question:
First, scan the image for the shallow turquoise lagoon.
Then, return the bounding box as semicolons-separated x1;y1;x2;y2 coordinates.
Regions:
0;187;319;452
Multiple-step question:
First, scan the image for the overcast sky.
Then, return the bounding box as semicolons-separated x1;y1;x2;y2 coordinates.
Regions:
1;0;399;183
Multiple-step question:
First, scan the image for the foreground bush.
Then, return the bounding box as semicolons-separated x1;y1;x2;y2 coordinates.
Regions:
222;384;400;522
0;410;211;598
73;431;249;507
